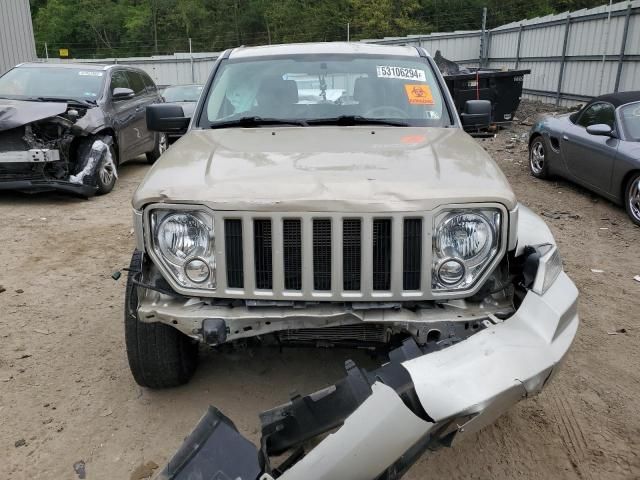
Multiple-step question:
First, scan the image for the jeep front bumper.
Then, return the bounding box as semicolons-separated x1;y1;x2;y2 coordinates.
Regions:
156;270;578;480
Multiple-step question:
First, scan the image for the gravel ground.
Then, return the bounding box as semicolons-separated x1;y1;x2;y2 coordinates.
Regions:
1;101;639;479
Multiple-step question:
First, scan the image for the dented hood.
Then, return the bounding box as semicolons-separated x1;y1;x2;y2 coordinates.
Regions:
132;126;516;212
0;98;68;131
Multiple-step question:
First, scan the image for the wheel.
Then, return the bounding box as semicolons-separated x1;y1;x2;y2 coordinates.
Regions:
72;135;118;195
624;172;640;226
146;132;168;164
529;136;550;179
124;250;198;388
95;141;118;195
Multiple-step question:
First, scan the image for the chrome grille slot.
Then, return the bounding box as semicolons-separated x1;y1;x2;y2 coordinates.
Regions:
283;219;302;290
224;219;244;288
403;218;422;290
253;219;273;290
312;219;332;291
342;219;362;291
372;219;392;290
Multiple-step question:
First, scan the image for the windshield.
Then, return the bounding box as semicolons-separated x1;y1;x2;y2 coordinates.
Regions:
202;54;451;127
163;84;204;102
620;102;640;141
0;66;104;102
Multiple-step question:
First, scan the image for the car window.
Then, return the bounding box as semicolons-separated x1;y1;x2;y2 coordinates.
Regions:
125;71;146;96
0;66;105;101
202;54;451;127
620;102;640;141
163;85;204;102
577;102;615;129
141;72;157;93
110;70;130;95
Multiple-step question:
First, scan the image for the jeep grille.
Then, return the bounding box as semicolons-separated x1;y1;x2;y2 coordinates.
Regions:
219;214;425;300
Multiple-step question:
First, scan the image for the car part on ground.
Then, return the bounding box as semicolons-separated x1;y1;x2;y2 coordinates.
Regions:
0;63;164;196
528;91;640;225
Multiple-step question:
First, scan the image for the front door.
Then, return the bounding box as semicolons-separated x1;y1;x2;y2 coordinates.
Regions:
562;101;619;193
109;70;138;160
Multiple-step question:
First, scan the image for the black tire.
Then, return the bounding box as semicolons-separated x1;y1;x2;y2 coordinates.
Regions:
145;132;168;164
73;135;118;195
124;250;198;388
529;136;550;179
624;172;640;227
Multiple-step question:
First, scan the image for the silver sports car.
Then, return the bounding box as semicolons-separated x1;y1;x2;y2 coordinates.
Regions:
528;91;640;225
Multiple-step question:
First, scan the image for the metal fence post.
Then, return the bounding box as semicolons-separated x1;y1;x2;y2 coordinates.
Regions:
515;24;523;69
480;7;487;67
556;15;571;106
614;3;632;92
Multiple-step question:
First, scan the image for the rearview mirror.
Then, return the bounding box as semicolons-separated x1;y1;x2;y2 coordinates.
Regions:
586;124;613;137
112;87;135;100
146;103;190;134
460;100;492;129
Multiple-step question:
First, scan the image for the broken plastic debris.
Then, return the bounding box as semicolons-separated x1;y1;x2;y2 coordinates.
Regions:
607;328;628;335
634;275;640;283
590;269;604;273
111;271;122;281
73;460;86;479
34;328;51;335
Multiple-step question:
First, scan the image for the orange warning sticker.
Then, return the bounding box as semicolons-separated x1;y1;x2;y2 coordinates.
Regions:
404;84;434;105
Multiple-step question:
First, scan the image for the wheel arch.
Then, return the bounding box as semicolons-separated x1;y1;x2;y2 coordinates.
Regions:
621;169;640;201
92;128;120;163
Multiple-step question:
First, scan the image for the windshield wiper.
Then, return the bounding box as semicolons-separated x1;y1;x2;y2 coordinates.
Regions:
210;116;308;129
306;115;409;127
29;97;96;107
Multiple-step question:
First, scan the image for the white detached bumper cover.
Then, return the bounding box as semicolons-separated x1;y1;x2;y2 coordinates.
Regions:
276;272;578;480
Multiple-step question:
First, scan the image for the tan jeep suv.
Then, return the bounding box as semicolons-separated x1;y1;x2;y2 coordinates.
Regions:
126;43;578;480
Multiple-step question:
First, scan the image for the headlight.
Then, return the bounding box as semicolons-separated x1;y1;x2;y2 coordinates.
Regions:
151;210;216;289
158;213;209;265
433;209;501;291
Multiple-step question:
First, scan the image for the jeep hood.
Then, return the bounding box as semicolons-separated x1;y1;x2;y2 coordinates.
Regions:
133;127;516;212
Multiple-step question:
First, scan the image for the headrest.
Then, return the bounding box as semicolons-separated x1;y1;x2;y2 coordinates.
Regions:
353;77;380;102
257;76;298;104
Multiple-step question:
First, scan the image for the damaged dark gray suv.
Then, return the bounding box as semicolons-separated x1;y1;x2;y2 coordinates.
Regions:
0;63;166;196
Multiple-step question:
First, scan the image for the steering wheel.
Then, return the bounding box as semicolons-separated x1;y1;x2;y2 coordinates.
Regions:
363;106;409;119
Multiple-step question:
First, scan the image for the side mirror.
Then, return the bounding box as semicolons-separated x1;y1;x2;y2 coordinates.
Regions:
112;87;135;100
586;124;613;137
460;100;492;129
146;103;190;134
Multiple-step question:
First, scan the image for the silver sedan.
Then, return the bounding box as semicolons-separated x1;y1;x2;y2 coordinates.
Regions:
528;91;640;225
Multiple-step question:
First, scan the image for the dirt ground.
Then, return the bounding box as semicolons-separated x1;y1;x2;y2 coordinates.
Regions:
1;101;639;480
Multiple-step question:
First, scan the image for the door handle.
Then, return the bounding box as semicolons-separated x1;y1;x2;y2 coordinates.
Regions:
562;135;569;141
135;106;144;112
